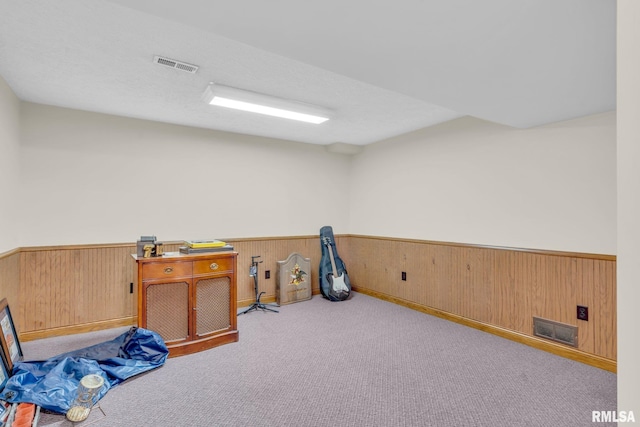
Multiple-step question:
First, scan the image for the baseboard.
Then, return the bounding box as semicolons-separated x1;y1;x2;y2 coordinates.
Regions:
237;295;278;308
19;316;137;342
353;286;617;373
237;288;322;308
20;291;324;340
16;288;616;372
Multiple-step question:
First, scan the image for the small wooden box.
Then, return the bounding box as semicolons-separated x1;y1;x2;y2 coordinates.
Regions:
276;253;312;305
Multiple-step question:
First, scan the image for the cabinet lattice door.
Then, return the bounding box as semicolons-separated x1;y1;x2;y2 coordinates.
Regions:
195;277;231;336
146;281;189;342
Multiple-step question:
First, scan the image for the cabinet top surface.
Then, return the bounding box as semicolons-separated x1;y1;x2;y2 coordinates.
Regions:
132;251;237;263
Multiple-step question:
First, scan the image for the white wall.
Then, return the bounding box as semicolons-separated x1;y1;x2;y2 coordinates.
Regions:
18;103;351;246
14;94;617;255
349;113;616;254
617;0;640;419
0;76;21;253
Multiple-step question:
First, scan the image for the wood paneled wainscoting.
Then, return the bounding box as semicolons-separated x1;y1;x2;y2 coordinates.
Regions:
341;235;616;372
16;244;140;340
0;236;336;342
0;235;615;371
0;249;20;318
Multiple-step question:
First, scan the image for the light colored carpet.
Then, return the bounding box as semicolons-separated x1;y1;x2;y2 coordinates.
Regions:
22;292;616;427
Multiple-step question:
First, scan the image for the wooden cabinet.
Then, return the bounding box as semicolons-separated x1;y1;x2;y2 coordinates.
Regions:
133;251;238;357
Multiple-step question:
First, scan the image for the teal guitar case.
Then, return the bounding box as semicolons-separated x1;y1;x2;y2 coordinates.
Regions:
319;226;351;301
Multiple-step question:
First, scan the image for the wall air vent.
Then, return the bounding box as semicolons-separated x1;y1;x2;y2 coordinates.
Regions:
533;317;578;347
153;55;199;74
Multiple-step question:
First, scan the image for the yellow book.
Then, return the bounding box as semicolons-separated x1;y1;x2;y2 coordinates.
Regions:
185;239;227;248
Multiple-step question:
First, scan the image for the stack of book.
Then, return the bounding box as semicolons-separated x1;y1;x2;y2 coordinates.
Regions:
179;239;234;254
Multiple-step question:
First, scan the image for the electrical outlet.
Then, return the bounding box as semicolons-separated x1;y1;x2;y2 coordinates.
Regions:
577;305;588;321
265;270;270;279
401;272;407;281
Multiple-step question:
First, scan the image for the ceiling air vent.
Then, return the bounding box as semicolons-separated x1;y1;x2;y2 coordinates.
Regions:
153;55;199;74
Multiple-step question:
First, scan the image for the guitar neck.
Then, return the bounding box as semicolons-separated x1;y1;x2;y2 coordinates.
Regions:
325;242;339;277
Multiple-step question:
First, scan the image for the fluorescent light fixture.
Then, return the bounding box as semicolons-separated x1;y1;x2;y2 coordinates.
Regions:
203;83;331;124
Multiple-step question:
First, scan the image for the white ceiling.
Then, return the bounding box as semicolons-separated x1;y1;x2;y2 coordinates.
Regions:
0;0;615;147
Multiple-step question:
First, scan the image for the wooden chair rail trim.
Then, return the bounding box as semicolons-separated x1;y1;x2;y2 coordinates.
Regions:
11;235;323;254
346;234;616;261
0;248;20;258
223;235;320;242
353;286;616;373
3;234;615;261
18;242;138;252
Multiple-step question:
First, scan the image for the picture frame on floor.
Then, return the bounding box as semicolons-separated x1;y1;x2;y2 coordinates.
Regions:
0;349;9;389
0;298;23;373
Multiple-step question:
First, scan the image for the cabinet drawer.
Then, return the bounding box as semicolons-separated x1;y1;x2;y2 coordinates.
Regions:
143;261;192;280
193;257;233;275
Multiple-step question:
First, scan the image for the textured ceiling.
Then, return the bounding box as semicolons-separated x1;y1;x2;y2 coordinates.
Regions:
0;0;615;146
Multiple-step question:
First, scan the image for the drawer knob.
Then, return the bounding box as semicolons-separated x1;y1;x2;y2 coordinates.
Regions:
164;267;174;274
210;263;219;271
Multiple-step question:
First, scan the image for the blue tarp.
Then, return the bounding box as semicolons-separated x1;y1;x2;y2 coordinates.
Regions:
0;327;168;414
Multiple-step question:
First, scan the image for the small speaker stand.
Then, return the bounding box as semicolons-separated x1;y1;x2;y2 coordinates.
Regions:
238;256;279;315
